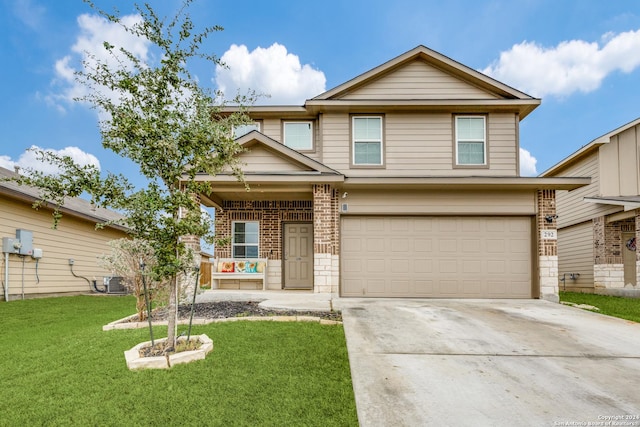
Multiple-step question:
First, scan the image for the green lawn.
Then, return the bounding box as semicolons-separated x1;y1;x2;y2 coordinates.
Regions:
560;291;640;323
0;296;358;426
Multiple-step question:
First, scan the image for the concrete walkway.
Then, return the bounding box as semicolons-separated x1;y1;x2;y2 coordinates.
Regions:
196;289;336;311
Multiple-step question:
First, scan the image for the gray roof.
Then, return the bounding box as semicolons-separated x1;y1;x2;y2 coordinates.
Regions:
0;166;126;228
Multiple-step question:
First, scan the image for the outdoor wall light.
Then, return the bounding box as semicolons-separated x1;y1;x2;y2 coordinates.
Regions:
545;214;558;223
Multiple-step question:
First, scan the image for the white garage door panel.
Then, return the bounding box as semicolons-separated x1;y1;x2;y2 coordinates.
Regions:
341;216;532;298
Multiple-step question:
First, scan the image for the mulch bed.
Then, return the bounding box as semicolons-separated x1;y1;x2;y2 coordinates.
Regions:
145;300;342;322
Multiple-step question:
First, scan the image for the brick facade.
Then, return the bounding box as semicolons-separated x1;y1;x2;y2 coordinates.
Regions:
537;190;559;302
213;189;340;293
593;215;637;289
214;200;313;260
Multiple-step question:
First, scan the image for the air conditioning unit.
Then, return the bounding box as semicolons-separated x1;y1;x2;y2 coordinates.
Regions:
104;276;127;294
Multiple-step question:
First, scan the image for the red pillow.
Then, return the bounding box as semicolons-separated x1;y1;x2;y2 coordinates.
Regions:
221;262;235;273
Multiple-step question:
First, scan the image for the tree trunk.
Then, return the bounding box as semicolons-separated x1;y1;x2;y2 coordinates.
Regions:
166;276;178;349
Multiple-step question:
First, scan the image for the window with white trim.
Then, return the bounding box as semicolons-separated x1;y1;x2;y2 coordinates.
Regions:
283;121;313;150
232;221;259;258
233;122;261;139
352;116;383;165
455;116;486;165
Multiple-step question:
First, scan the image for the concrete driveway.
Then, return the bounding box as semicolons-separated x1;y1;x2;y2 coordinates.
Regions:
336;299;640;427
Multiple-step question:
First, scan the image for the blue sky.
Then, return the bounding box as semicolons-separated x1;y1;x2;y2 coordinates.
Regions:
2;0;640;183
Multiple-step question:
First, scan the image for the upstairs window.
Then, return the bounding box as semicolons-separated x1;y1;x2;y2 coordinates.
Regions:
232;221;259;258
353;116;383;165
455;116;486;165
283;121;313;150
233;122;261;139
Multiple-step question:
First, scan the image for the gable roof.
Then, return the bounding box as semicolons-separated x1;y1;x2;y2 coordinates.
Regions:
217;130;343;178
0;166;126;229
541;116;640;177
305;45;540;118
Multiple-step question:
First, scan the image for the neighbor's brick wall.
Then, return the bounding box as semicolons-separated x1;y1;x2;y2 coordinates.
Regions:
637;209;640;285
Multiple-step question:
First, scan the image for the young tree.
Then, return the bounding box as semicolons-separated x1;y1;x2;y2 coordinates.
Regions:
10;1;252;350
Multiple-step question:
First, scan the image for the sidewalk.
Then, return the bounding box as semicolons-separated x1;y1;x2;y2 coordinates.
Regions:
195;289;338;311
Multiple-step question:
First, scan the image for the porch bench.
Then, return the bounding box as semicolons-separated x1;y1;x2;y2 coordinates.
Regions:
211;258;268;290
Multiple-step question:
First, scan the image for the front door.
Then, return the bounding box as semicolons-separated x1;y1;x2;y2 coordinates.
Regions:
283;223;313;289
623;232;637;287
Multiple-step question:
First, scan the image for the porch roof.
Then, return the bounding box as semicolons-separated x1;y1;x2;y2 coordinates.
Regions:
584;196;640;211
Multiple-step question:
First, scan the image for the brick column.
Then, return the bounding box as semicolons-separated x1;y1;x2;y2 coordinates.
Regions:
593;216;624;289
537;190;559;302
313;184;339;294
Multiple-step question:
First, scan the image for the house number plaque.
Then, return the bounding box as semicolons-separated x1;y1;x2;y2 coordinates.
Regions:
540;230;557;240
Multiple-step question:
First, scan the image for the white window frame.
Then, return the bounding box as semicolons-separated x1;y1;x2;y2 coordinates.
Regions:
231;221;259;259
283;121;314;150
455;116;487;166
233;122;261;139
352;116;383;166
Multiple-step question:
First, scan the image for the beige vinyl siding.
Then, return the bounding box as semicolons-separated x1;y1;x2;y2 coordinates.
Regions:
240;145;312;173
615;126;640;196
557;222;594;292
260;118;281;141
556;152;620;228
340;60;498;100
598;125;640;196
321;112;518;176
321;113;351;171
0;197;126;299
487;113;518;175
343;190;536;215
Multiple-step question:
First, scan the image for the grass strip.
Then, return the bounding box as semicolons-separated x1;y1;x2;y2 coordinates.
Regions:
0;295;357;426
560;291;640;323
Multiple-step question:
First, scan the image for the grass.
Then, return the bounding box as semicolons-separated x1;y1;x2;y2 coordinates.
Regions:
0;296;358;426
560;291;640;323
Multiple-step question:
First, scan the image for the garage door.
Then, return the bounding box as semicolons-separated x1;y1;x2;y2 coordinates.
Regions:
341;216;532;298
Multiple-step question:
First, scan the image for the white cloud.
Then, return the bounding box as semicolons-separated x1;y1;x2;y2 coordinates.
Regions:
519;147;537;177
482;29;640;98
215;43;326;105
1;146;100;175
12;0;46;30
47;13;150;113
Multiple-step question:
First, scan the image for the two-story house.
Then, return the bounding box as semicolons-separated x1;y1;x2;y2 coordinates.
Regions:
541;118;640;295
195;45;588;301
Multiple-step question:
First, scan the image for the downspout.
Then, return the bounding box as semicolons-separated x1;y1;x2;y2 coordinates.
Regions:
4;252;8;302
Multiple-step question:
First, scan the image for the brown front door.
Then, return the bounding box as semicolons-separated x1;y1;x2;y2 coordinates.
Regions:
623;232;637;287
283;223;313;289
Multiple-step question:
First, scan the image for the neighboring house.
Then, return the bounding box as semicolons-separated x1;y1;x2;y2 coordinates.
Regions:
0;166;128;300
195;45;588;301
541;118;640;295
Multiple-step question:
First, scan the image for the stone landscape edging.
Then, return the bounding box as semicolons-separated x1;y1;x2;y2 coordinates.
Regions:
104;314;341;331
124;334;214;370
